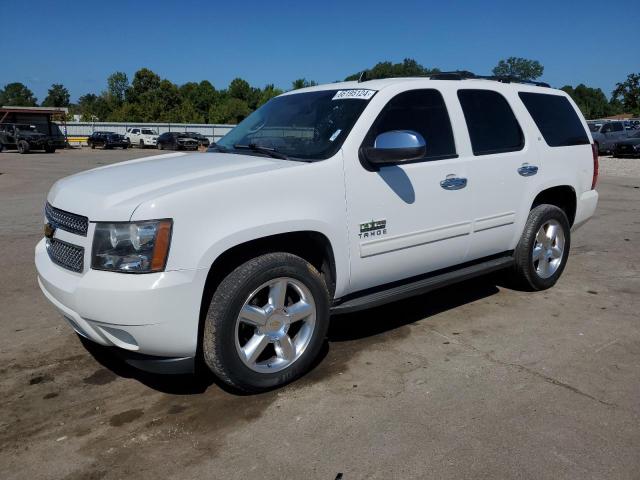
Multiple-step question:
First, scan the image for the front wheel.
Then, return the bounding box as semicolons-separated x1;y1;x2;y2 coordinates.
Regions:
203;252;330;393
139;140;145;149
157;143;163;150
17;140;29;154
512;204;571;291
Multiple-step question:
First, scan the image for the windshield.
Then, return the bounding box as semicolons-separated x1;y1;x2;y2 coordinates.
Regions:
216;89;375;160
141;129;156;135
588;123;600;132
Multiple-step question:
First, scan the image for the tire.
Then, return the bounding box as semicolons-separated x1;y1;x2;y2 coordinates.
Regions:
17;140;29;154
0;143;4;152
512;204;571;291
157;143;163;150
90;141;95;149
44;146;55;153
203;252;330;393
139;140;145;149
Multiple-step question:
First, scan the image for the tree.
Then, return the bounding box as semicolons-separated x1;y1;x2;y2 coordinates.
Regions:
77;93;111;121
258;84;283;106
107;72;129;105
291;78;317;90
561;84;613;119
209;97;251;124
612;73;640;115
42;83;70;107
228;78;252;102
0;82;37;106
129;68;162;103
344;58;439;82
492;57;544;81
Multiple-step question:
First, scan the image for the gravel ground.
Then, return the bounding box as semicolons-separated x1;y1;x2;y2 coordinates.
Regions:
599;155;640;177
1;148;639;480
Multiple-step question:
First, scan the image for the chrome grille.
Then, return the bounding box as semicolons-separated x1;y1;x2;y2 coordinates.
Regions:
45;203;88;237
46;238;84;273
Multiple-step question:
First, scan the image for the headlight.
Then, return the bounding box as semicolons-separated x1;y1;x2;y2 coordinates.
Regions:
91;219;172;273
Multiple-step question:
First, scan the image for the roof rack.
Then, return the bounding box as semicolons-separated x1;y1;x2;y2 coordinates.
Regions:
429;71;550;88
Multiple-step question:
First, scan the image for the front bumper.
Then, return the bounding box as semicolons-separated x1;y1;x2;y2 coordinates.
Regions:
35;238;208;372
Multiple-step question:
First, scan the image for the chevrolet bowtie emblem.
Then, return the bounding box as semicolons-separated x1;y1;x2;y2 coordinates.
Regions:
44;223;56;239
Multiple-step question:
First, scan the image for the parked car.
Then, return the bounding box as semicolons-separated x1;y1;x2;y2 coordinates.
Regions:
37;77;598;392
184;132;210;147
157;132;199;151
612;130;640;157
87;131;129;149
589;120;632;154
0;123;58;153
125;128;158;148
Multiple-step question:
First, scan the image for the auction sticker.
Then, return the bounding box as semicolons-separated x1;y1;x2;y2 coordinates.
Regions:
332;89;376;100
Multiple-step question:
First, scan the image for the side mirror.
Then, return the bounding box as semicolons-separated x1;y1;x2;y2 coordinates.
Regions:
363;130;426;165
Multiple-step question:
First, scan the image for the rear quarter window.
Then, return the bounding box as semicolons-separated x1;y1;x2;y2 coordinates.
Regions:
518;92;590;147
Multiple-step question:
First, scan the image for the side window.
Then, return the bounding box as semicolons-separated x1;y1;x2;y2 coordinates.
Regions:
364;89;456;161
612;122;623;132
132;129;139;134
518;92;590;147
601;124;612;133
457;89;524;155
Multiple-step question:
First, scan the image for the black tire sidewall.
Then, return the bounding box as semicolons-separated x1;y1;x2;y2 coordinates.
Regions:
515;205;571;290
203;253;330;392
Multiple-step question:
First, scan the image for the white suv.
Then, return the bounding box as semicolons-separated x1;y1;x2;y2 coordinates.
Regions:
36;75;599;392
124;127;158;148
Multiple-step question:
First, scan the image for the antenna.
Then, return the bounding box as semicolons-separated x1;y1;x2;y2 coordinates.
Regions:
358;71;368;83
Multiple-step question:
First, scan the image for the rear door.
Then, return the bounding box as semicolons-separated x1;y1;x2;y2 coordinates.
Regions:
457;88;535;260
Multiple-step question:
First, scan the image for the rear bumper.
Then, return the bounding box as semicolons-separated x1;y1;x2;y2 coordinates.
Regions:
35;238;208;371
572;189;599;231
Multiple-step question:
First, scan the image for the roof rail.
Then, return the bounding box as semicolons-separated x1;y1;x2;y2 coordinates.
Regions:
429;71;550;88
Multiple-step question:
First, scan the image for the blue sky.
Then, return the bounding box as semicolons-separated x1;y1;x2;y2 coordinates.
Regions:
3;0;638;102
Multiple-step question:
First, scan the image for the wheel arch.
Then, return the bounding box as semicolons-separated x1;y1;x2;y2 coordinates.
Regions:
530;185;577;226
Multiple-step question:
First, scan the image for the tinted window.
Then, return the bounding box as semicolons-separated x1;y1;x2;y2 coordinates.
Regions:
458;89;524;155
518;92;590;147
612;122;623;132
364;89;456;161
601;124;612;133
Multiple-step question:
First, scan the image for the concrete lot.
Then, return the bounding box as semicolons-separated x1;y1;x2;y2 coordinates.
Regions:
0;148;639;480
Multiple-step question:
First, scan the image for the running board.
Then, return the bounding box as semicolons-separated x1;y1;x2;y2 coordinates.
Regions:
331;255;514;314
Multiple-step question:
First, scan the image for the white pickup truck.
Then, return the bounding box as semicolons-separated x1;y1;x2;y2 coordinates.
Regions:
36;76;598;392
124;127;158;148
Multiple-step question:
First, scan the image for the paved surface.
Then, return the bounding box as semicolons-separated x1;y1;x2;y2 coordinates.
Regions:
0;148;639;480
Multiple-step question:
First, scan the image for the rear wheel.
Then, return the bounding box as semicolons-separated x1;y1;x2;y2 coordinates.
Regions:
203;252;330;393
139;140;145;149
17;140;29;154
44;145;55;153
512;204;571;291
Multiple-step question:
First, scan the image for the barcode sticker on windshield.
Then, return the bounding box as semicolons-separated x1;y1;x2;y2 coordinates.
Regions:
332;89;376;100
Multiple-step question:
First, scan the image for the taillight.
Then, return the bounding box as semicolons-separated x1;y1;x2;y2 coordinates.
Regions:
591;143;599;190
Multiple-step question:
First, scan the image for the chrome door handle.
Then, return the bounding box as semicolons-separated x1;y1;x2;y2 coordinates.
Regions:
440;176;467;190
518;164;539;177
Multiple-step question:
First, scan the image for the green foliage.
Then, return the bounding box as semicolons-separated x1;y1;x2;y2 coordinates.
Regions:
107;72;129;105
291;78;318;90
492;57;544;81
0;82;38;106
344;58;439;81
612;73;640;116
209;97;251;124
561;84;614;119
42;83;70;107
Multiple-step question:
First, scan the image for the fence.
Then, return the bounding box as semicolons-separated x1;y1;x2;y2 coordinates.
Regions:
55;121;236;143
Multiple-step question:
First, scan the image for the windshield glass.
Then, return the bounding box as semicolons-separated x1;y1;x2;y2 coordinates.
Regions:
588;123;600;132
217;89;375;160
141;129;156;135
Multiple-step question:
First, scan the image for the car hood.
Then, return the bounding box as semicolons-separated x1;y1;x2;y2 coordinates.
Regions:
47;152;301;221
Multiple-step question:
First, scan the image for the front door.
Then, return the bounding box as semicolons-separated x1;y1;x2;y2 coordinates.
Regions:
343;89;473;294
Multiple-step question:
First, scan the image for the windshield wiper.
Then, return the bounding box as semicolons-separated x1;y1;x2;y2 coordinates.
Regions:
233;143;289;160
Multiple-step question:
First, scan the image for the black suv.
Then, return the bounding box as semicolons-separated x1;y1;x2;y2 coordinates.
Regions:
87;131;129;149
157;132;199;151
0;123;60;153
184;132;210;147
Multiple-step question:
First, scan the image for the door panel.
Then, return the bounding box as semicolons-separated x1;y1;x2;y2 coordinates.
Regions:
343;89;472;294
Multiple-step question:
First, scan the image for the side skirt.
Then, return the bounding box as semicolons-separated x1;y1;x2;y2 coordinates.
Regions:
330;253;514;315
